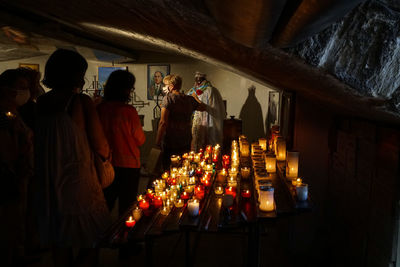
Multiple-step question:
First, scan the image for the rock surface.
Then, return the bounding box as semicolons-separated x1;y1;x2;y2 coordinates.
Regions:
288;0;400;112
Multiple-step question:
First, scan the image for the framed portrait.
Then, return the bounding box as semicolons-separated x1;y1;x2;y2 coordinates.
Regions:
19;63;39;71
98;66;128;90
147;64;170;100
267;90;281;133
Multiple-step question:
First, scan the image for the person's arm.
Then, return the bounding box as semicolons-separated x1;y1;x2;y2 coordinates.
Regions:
155;107;169;146
191;92;207;111
80;94;110;159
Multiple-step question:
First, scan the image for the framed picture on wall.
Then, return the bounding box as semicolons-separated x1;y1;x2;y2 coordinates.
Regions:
147;64;170;100
267;90;281;134
19;63;39;71
98;66;128;91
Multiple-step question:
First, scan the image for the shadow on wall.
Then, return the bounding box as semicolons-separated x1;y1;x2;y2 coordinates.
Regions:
239;85;265;142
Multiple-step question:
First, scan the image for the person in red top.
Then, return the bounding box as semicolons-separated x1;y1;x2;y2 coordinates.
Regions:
97;70;145;219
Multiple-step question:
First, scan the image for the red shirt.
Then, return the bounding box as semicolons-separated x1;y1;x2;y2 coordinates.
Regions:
97;101;145;168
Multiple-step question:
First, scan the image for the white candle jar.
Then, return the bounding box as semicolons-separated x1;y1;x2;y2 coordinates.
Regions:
286;151;299;179
187;199;200;217
296;183;308;201
265;154;276;173
258;138;267;151
276;138;286;161
259;186;275;212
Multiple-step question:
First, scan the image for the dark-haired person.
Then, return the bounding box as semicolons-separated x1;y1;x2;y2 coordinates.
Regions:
156;74;205;169
35;49;111;266
0;69;33;266
97;70;145;220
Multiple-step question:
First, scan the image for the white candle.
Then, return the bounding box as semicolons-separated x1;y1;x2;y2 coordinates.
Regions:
132;207;142;221
259;186;274;212
286;151;299;179
276;138;286;161
187;199;200;217
265;154;276;173
258;138;267;151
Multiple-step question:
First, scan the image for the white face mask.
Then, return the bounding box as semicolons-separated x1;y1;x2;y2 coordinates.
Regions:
15;90;30;106
162;85;169;95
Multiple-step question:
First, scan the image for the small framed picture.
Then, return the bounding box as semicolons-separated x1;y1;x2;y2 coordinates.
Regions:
98;66;128;90
19;63;39;71
147;64;170;100
267;90;281;131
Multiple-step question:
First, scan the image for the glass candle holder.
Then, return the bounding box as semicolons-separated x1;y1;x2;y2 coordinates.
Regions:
139;199;150;210
152;196;163;209
258;138;267;151
241;142;250;157
216;169;227;183
241;167;251;179
125;216;136;228
162;172;169;180
276;138;286;161
225;186;237;199
296;183;308;201
185;185;194;193
174;198;184;208
227;176;237;187
187;199;200;217
180;191;190;200
170;155;181;168
241;189;251;198
265;154;276;173
214;185;224;196
286;151;299;179
259;186;274;212
160;206;171;216
132;206;142;221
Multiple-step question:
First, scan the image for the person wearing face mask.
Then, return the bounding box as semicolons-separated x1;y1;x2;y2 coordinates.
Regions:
0;69;33;266
156;74;206;169
187;71;225;151
17;68;44;132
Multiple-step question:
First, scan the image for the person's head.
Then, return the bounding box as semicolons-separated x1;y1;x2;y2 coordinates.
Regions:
194;71;206;85
163;74;182;93
104;70;136;103
43;49;88;91
16;67;42;101
153;71;163;85
0;69;30;110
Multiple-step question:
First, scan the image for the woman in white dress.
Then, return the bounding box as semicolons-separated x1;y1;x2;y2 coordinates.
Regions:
35;49;111;266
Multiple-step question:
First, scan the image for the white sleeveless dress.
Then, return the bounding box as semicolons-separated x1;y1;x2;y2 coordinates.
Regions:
35;97;110;248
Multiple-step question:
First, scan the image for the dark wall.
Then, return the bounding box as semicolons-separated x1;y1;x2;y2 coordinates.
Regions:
292;95;400;266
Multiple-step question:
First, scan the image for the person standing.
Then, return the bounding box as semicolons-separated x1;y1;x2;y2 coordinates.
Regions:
97;70;146;217
35;49;110;266
187;72;225;151
0;69;33;266
156;74;205;169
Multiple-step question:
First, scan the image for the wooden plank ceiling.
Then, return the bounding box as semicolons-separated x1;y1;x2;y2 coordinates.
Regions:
1;0;398;124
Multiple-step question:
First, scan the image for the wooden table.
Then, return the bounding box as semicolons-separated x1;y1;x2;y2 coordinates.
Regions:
96;158;312;267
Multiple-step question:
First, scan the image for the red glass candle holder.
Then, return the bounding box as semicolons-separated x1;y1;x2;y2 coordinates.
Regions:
152;196;163;209
139;199;150;210
125;216;136;228
241;189;251;198
225;186;237;199
146;189;155;200
180;191;190;200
